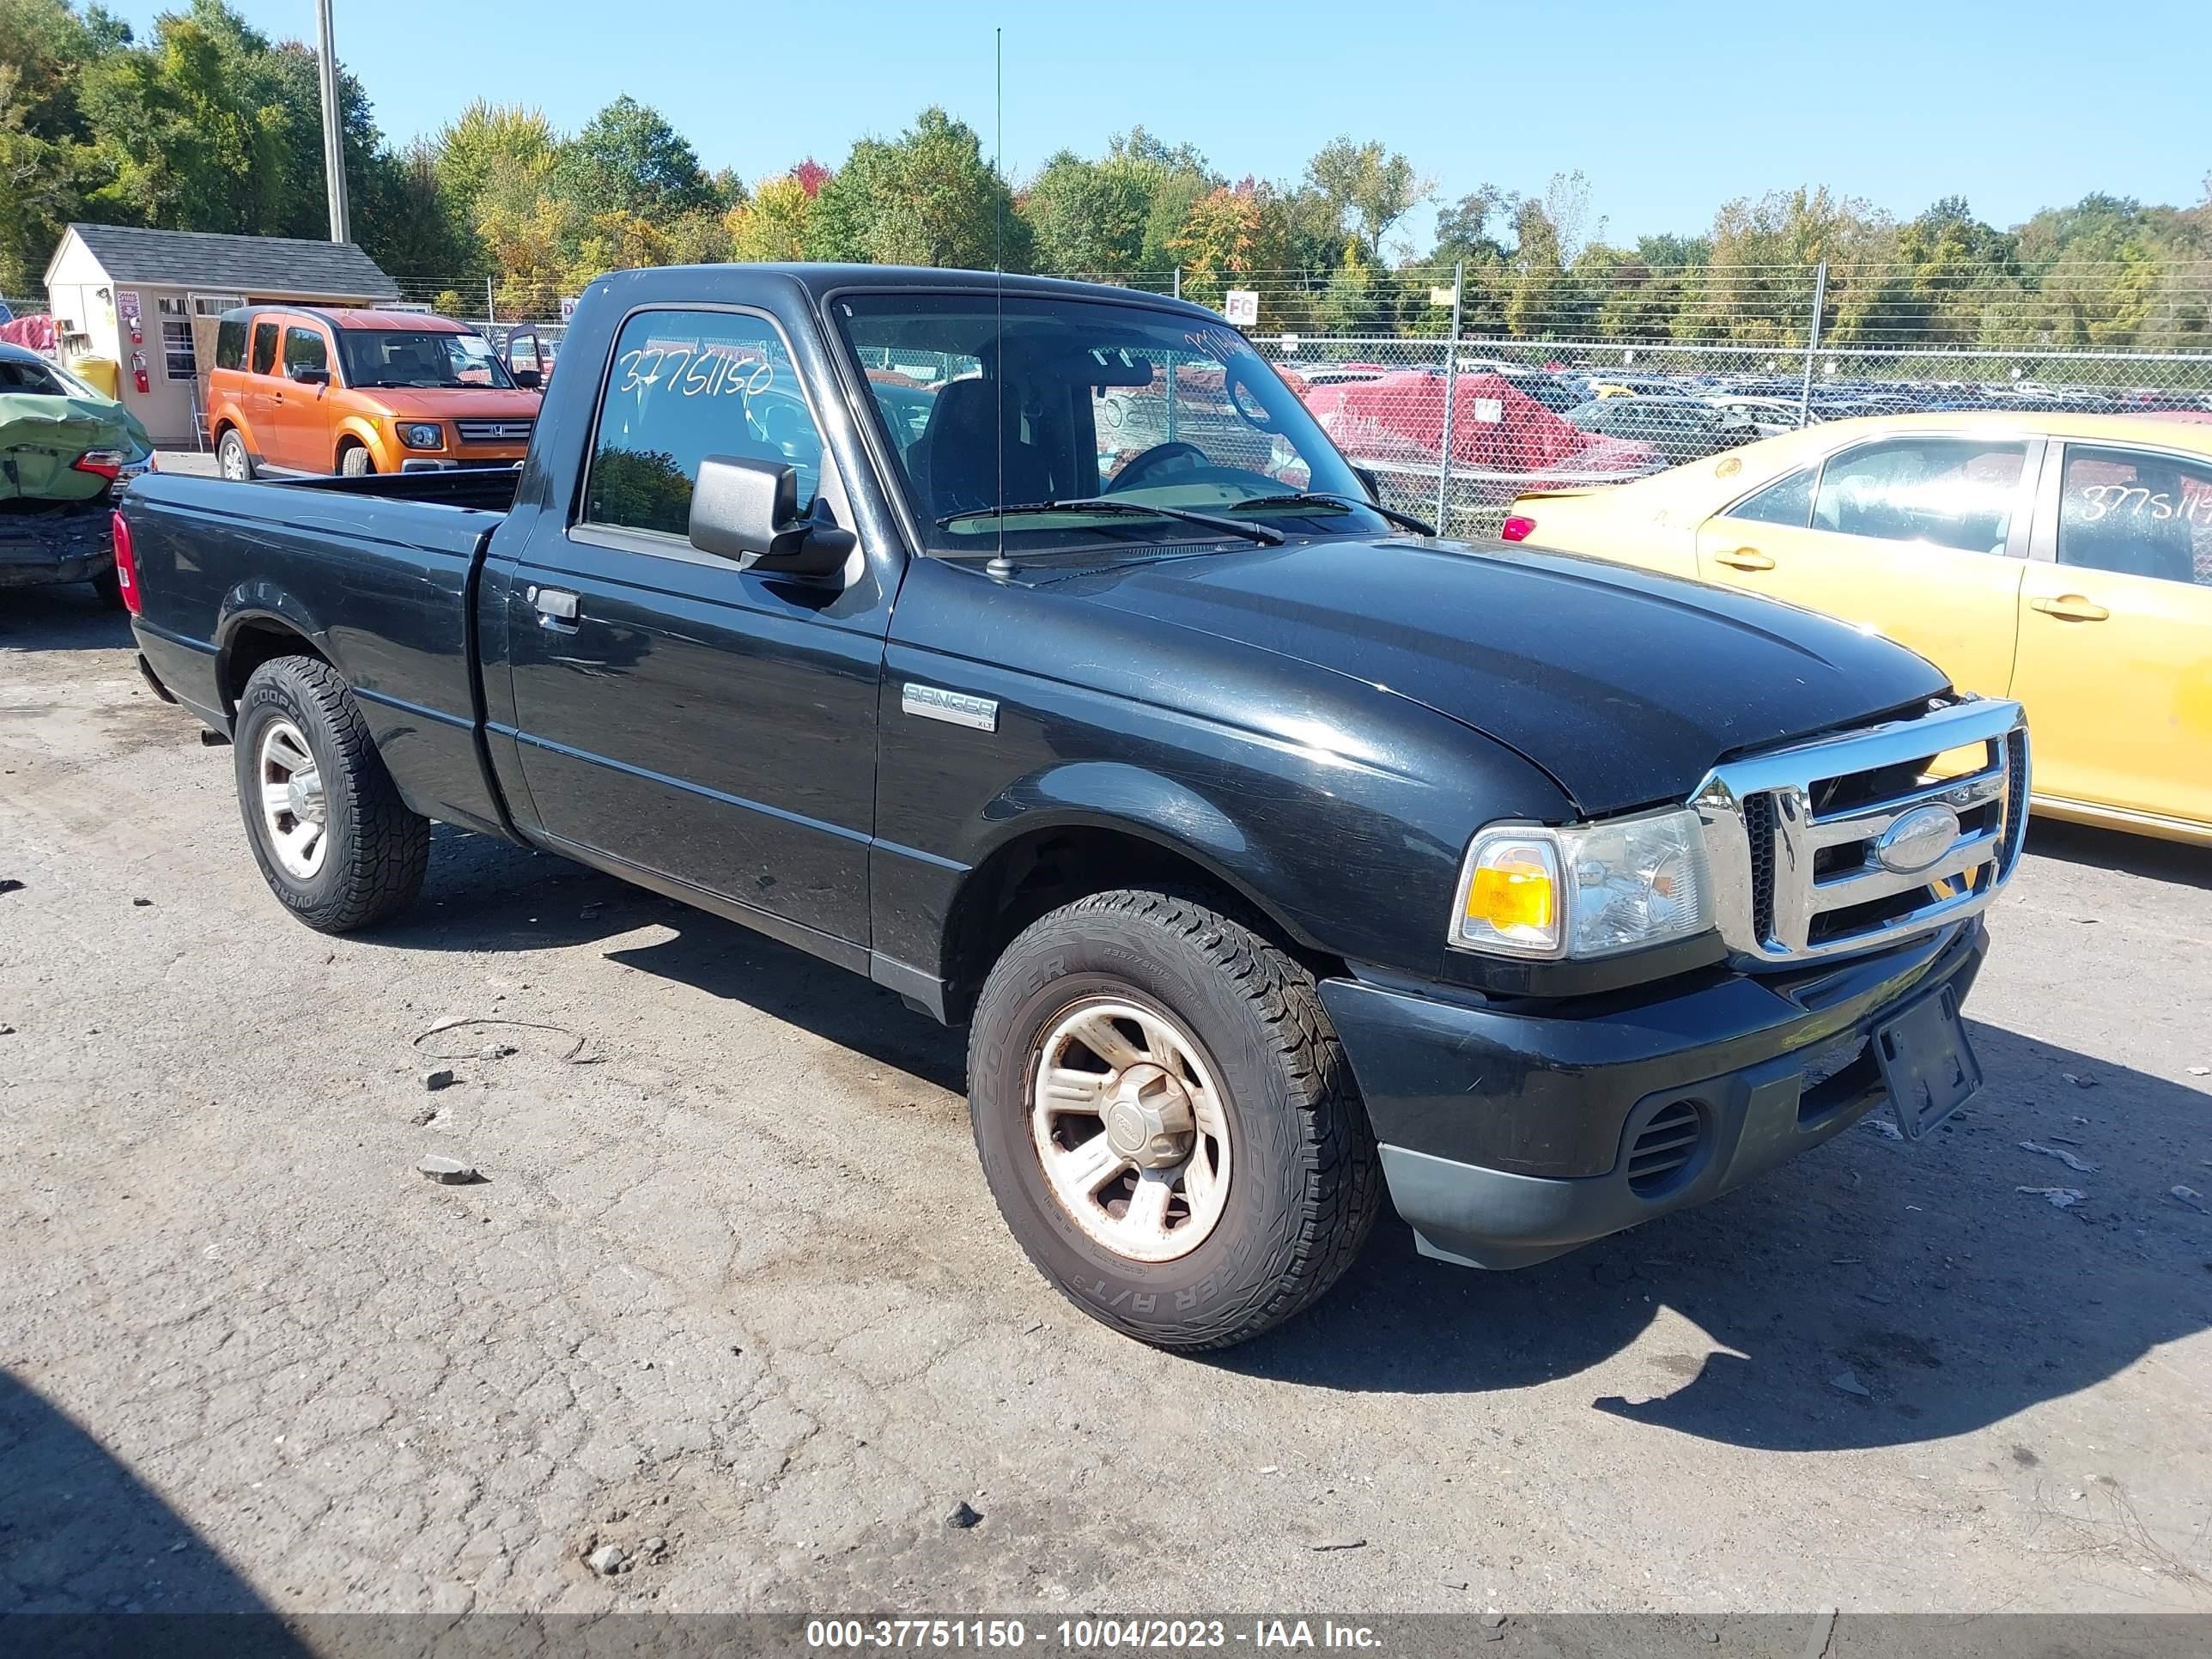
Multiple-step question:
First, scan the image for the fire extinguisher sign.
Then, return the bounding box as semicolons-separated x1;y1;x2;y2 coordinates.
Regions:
116;289;141;321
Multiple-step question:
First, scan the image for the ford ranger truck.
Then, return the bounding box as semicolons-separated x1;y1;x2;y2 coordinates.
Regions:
118;264;2029;1351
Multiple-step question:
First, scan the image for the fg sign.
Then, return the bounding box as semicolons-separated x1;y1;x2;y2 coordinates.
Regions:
1222;289;1260;326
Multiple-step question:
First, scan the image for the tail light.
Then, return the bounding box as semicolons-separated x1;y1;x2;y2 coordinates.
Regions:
1499;515;1536;542
74;449;125;481
110;509;143;614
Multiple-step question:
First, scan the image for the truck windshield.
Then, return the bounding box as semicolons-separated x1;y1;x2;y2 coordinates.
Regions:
339;330;515;390
834;291;1387;554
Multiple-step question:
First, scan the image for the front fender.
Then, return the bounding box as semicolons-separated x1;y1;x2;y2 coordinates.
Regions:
974;758;1290;926
333;416;390;473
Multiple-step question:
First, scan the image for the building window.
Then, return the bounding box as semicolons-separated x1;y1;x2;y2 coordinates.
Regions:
157;295;197;380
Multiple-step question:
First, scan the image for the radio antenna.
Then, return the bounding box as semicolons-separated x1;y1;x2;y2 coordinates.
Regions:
987;25;1015;580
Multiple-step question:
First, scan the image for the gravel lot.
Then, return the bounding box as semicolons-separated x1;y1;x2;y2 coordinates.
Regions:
3;574;2209;1620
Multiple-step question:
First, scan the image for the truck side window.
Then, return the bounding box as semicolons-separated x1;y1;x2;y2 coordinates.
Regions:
1813;437;2026;555
584;309;823;539
1725;466;1814;528
283;327;330;380
2056;445;2212;587
250;322;279;377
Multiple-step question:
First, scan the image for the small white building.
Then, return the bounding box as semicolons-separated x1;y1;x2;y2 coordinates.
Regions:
43;224;402;447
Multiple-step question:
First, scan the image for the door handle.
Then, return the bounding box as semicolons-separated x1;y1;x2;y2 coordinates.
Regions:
527;585;581;629
2029;594;2109;623
1713;547;1775;571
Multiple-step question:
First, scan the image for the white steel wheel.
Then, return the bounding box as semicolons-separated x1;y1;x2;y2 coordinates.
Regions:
256;718;329;879
1030;995;1231;1263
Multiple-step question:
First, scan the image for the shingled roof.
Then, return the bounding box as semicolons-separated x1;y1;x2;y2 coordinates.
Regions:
55;224;400;301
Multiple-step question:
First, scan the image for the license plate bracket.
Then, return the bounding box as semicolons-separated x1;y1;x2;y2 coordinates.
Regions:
1875;983;1983;1141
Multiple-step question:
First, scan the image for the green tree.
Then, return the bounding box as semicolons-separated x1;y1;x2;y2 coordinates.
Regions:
1020;149;1150;280
553;94;714;224
1104;127;1218;277
809;107;1024;269
1504;198;1564;337
727;171;818;262
0;0;109;291
1304;136;1424;258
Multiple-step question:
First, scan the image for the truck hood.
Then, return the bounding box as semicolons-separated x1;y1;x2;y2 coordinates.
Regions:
350;386;542;420
1046;536;1950;817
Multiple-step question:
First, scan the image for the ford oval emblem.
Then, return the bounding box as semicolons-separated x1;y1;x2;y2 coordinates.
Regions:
1875;804;1960;874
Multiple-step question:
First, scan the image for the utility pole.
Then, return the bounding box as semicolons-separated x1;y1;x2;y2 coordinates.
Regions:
316;0;350;244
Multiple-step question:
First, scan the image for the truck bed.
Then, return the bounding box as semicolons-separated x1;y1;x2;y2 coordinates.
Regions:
125;467;521;836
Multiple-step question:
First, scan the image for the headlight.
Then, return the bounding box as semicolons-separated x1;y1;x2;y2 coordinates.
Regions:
398;422;443;449
1450;808;1713;959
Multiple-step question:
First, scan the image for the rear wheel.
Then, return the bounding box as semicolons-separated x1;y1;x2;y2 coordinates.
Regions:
217;429;253;482
232;656;428;933
337;442;373;477
967;890;1381;1351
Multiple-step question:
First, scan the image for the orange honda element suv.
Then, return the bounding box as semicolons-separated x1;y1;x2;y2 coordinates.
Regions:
206;307;541;480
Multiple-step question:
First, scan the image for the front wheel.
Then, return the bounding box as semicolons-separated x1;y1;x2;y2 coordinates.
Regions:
232;656;429;932
337;443;373;477
967;890;1381;1351
217;429;254;482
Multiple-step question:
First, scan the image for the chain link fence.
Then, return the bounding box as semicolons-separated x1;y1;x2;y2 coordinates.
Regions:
16;261;2212;514
1249;331;2212;537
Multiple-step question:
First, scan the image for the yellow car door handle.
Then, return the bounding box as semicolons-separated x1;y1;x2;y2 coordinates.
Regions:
1714;547;1775;571
2030;595;2110;622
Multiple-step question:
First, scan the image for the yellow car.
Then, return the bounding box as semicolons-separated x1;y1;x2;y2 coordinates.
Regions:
1507;410;2212;845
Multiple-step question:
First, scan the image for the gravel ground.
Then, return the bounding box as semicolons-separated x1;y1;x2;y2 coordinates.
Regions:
2;579;2209;1619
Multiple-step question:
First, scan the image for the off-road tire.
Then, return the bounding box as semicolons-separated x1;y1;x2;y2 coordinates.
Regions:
232;656;429;933
968;889;1382;1351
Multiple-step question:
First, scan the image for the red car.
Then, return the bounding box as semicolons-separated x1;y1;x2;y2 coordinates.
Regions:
1297;369;1661;507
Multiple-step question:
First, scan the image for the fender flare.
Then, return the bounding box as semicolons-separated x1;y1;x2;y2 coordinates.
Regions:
213;581;336;711
951;758;1304;948
331;416;386;473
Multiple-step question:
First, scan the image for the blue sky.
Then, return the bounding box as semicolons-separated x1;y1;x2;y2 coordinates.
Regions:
124;0;2206;247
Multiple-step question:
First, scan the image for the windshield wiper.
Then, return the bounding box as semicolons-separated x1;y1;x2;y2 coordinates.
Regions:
1231;492;1436;537
936;497;1285;546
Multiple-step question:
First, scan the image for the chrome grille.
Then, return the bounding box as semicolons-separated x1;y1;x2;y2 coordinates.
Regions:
454;418;533;445
1692;698;2029;965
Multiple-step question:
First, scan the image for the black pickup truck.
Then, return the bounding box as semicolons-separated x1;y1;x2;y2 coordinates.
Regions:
119;264;2029;1350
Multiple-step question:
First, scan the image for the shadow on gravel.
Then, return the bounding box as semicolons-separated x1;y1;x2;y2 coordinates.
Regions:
2024;817;2212;892
0;1371;307;1647
1224;1024;2212;1453
0;585;133;653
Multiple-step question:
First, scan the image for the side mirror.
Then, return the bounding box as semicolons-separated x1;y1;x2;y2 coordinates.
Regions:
689;454;854;580
289;365;330;386
1351;465;1383;504
511;368;542;390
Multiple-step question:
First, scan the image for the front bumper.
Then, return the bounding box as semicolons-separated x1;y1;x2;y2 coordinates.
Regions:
1319;920;1987;1268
